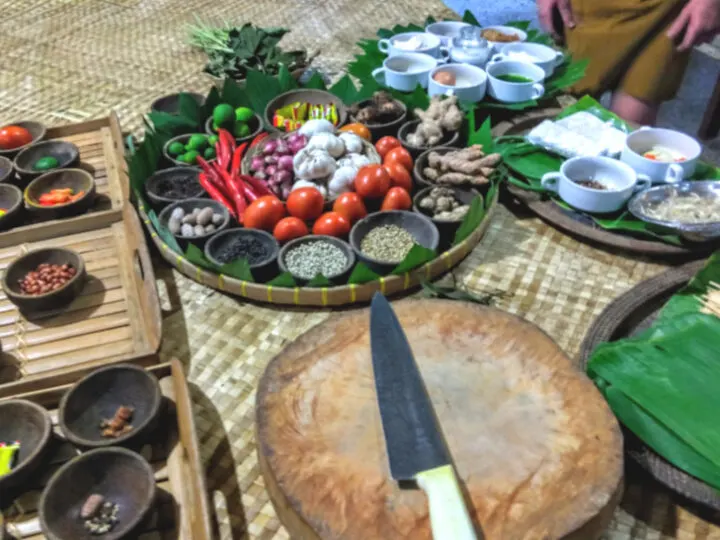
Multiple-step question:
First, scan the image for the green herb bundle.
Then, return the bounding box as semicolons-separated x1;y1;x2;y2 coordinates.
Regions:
587;253;720;489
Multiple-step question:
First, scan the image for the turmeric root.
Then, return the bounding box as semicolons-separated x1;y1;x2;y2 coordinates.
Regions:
436;172;490;186
477;153;502;167
428;146;487;173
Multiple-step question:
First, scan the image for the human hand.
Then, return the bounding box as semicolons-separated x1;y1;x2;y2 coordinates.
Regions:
538;0;576;39
667;0;720;51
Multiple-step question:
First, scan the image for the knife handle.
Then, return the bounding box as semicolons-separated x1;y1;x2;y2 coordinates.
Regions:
416;464;478;540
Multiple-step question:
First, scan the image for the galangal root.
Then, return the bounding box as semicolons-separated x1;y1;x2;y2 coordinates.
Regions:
423;144;502;186
405;95;464;147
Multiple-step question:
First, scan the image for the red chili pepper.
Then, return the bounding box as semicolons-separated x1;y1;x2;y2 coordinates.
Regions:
230;143;248;177
239;174;274;198
250;132;269;149
233;174;258;203
198;173;237;219
217;168;247;222
197;157;231;199
217;129;236;169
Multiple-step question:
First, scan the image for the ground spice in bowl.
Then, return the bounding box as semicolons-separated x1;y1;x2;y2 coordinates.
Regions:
360;224;416;263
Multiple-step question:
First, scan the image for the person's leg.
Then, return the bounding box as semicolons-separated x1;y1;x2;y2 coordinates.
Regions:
610;92;659;125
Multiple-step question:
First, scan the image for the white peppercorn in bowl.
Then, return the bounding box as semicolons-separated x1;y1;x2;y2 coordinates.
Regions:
278;235;356;285
158;198;231;248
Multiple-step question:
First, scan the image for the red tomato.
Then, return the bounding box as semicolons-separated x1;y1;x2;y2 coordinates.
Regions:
354;165;391;199
381;187;412;211
273;217;309;243
375;136;402;159
244;195;286;231
286;187;325;221
0;125;33;150
312;212;351;237
383;146;413;172
383;162;413;192
332;192;368;223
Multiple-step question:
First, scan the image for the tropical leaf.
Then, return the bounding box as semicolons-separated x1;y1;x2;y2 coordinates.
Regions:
267;272;297;287
307;273;333;287
329;75;359;105
453;195;485;245
391;244;437;275
347;262;381;284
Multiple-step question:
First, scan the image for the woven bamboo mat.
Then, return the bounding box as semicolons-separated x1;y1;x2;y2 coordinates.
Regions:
2;0;720;538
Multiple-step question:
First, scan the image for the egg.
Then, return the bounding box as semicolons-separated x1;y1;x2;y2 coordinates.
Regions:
433;70;456;86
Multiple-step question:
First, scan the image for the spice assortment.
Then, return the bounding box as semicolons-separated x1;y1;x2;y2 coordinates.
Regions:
360;224;416;263
418;187;470;220
167;206;224;237
349;92;404;126
37;188;85;206
81;494;119;535
19;263;77;295
423;145;501;186
405;95;463;147
100;405;134;438
284;240;349;279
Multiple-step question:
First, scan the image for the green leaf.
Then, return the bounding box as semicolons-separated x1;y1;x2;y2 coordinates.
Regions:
184;243;215;269
419;278;503;305
453;195;486;245
391;244;437;275
148;111;197;135
467;115;494;151
201;86;223;120
178;93;203;126
461;10;481;26
302;72;327;90
267;271;297;287
347;262;381;284
485;176;499;208
506;20;531;30
389;84;430;112
277;64;299;92
329;75;359;105
245;69;282;113
503;147;562;180
221;77;252;109
657;252;720;322
306;273;333;287
219;257;254;282
147;208;182;254
479;98;539;111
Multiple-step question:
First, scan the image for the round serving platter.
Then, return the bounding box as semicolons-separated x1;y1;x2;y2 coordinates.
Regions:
494;109;716;259
578;260;720;510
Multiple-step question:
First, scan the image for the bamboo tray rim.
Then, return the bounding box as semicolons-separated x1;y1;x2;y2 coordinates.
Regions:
137;191;498;307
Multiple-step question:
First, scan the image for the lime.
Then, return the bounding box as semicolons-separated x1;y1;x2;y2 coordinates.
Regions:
203;147;216;160
168;141;185;156
33;156;59;171
183;150;200;165
233;123;251;138
186;134;208;151
235;107;253;123
213;104;235;129
208;135;219;147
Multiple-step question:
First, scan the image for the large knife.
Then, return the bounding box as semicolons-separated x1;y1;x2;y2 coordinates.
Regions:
370;293;477;540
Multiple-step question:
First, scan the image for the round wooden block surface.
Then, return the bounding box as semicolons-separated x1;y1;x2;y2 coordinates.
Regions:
256;300;624;540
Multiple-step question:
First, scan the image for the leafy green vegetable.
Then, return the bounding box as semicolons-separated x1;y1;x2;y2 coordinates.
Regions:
391;245;437;275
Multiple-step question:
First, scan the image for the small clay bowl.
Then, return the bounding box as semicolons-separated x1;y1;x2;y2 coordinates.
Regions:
158;198;231;249
0;400;53;495
264;89;347;133
205;228;279;281
150;91;205;114
0;121;46;159
0;183;24;230
1;248;86;313
413;186;480;249
0;156;13;183
162;133;215;168
144;167;204;208
278;235;356;285
205;111;264;145
413;146;461;188
398;120;460;160
58;364;162;449
350;99;407;140
14;140;80;185
349;210;440;275
24;168;96;219
39;447;156;540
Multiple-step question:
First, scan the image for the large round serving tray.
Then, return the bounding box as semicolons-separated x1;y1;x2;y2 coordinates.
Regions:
578;259;720;510
494;109;713;259
137;191;497;307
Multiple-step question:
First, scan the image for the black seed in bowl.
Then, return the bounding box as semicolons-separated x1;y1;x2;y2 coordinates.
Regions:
214;235;272;266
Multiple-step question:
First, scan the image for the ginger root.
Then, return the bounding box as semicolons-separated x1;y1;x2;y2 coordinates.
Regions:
407;95;463;147
418;187;470;221
422;143;502;186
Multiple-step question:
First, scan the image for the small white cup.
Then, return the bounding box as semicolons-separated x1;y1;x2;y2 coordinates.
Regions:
489;42;564;78
486;61;545;103
541;156;652;214
481;25;528;51
378;32;448;60
621;127;701;184
425;21;473;47
428;64;487;102
372;53;441;92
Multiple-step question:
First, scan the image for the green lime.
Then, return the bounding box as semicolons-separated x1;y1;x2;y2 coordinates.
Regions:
203;147;216;160
183;150;200;165
233;123;251;138
168;141;185;156
33;156;59;171
212;104;235;129
208;135;218;147
235;107;253;123
186;134;208;151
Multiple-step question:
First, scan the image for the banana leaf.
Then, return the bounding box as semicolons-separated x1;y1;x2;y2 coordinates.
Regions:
656;251;720;322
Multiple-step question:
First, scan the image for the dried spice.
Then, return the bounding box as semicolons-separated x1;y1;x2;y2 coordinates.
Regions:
82;496;119;535
100;405;134;438
360;225;416;263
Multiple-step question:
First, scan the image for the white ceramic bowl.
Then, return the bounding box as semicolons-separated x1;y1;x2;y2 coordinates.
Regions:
372;53;442;91
486;60;545;103
621;127;701;184
490;42;565;78
378;32;446;59
425;21;474;47
480;25;528;51
428;64;488;102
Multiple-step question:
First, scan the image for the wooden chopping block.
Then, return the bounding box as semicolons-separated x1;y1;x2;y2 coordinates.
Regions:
256;300;624;540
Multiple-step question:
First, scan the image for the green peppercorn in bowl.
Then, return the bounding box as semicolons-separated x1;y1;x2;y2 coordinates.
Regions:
350;210;440;274
278;235;355;285
205;228;280;281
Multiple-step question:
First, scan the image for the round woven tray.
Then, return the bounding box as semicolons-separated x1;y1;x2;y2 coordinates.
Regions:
578;260;720;511
137;190;497;307
494;109;712;259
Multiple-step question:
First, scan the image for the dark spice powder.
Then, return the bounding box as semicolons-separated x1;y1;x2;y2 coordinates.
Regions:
214;236;271;265
153;175;202;199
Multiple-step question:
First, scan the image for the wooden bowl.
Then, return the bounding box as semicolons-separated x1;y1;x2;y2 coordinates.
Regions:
14;140;80;185
278;235;355;285
0;156;13;183
349;210;440;274
0;121;46;159
349;99;407;141
0;183;24;230
1;248;86;313
144;166;204;208
205;228;279;280
39;447;156;540
158;198;232;248
413;186;480;248
150;92;204;114
398;120;460;160
204;111;264;144
58;364;162;449
24;168;96;219
0;400;53;494
264;89;347;133
162;133;215;168
413;146;460;188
